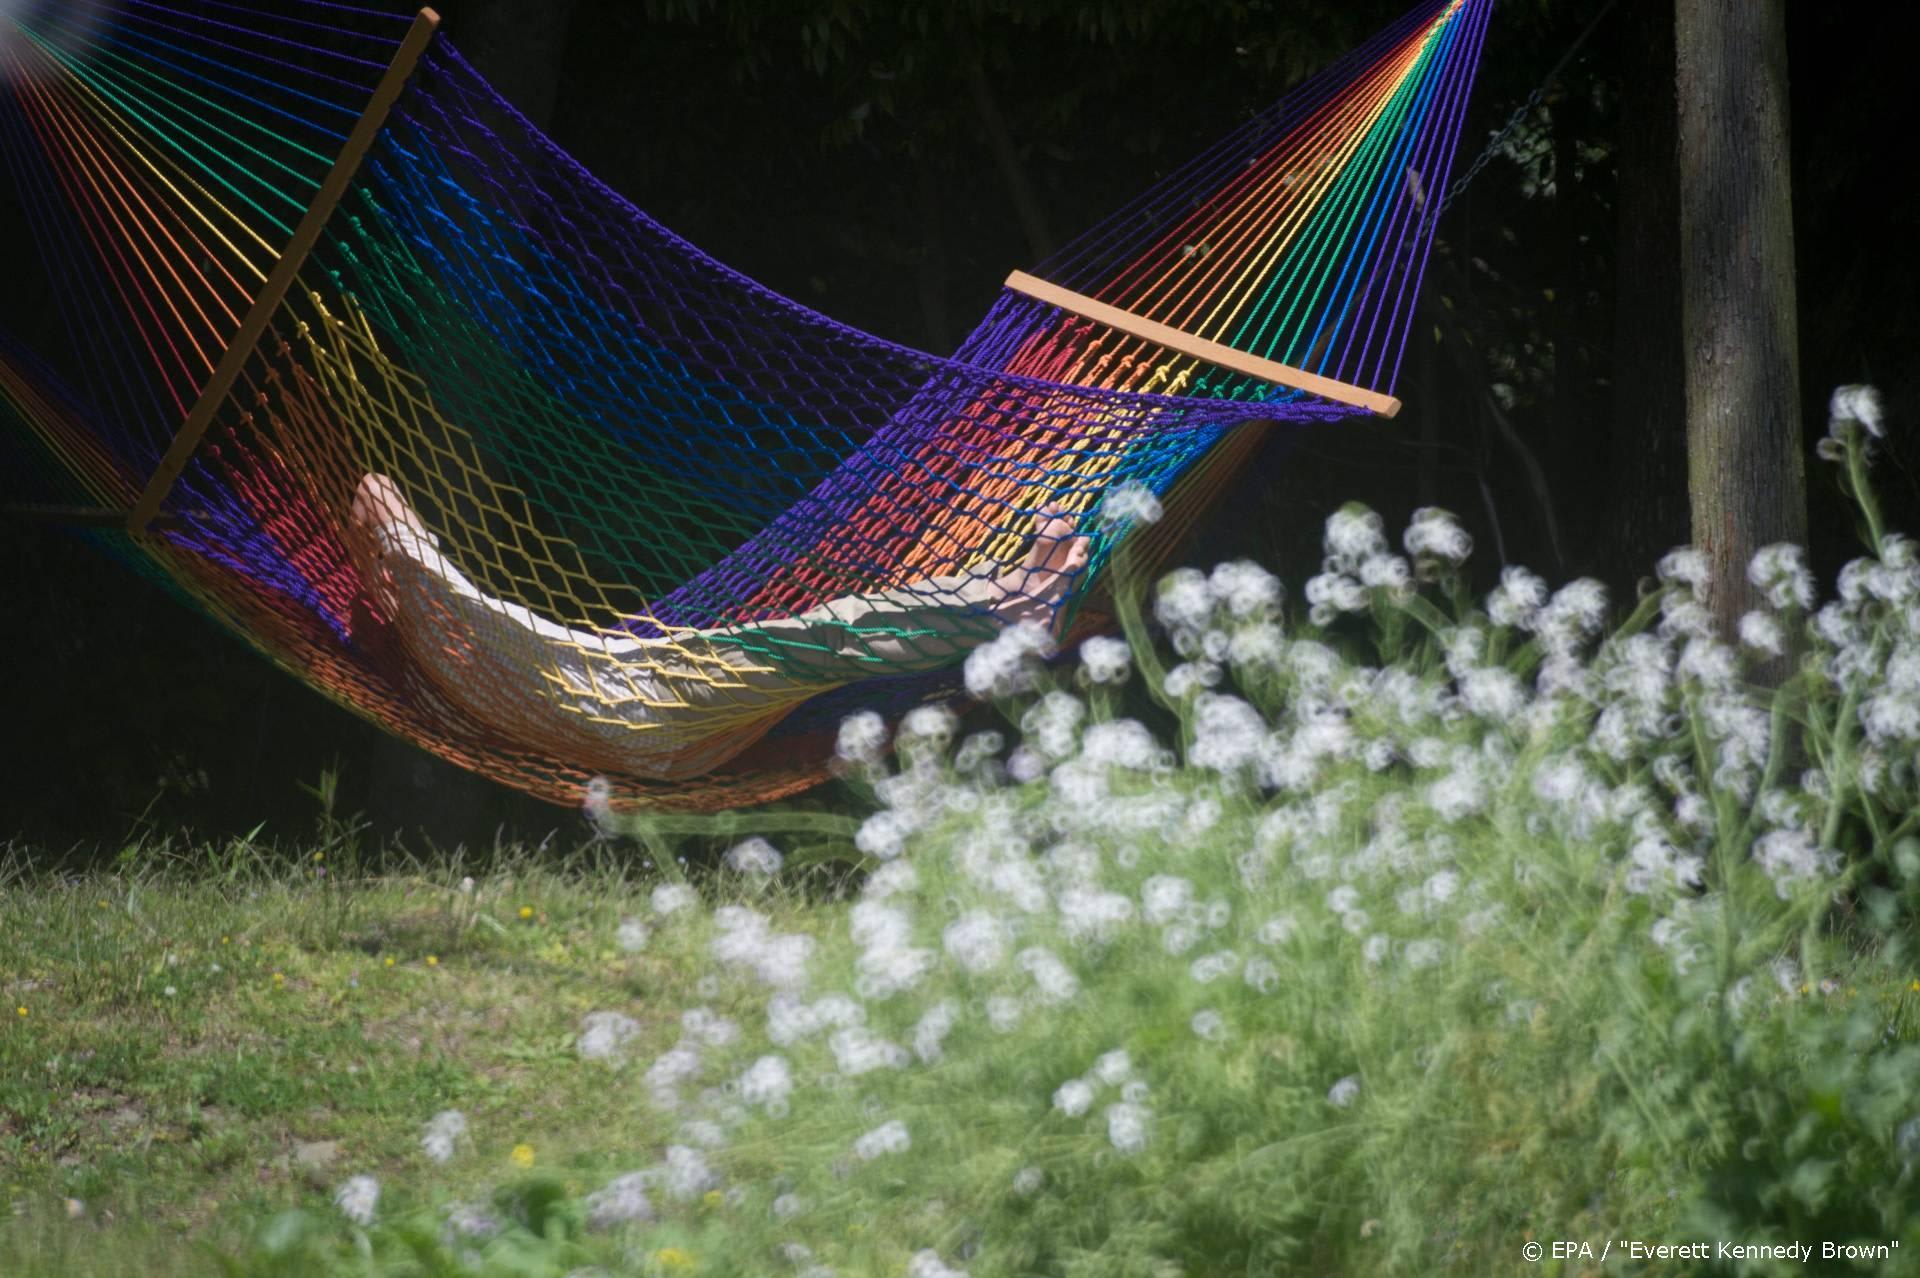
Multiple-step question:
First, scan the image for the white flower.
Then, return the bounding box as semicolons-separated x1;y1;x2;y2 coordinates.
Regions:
912;1000;958;1064
652;883;699;917
1091;1049;1132;1087
1738;611;1784;657
772;1192;807;1220
908;1250;969;1278
1243;956;1280;993
1752;829;1840;899
1304;571;1368;620
1012;1166;1045;1196
835;710;887;764
1210;560;1283;616
663;1145;717;1200
1258;914;1297;945
1657;548;1710;591
1829;384;1885;439
334;1175;380;1226
1405;939;1445;970
1748;544;1815;611
1082;719;1158;770
738;1055;793;1112
1080;635;1132;685
1324;505;1388;570
1022;691;1086;759
722;837;783;878
943;910;1012;973
985;994;1025;1032
1488;566;1549;629
1106;1102;1153;1154
899;703;958;748
1188;950;1239;984
681;1008;740;1049
1141;875;1195;926
1427;769;1486;822
1404;507;1473;563
585;1173;655;1229
1461;667;1526;722
855;809;912;861
1327;1075;1361;1108
615;917;650;953
1102;479;1163;526
1189;693;1268;773
1053;1078;1096;1117
583;777;615;832
578;1011;642;1063
1190;1009;1226;1041
830;1026;910;1076
963;620;1055;698
1156;568;1215;633
1019;947;1080;1005
853;1119;911;1160
1059;888;1135;943
421;1109;467;1163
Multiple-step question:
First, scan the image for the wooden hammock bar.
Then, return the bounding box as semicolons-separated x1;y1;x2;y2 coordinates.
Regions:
1002;270;1402;418
126;8;444;536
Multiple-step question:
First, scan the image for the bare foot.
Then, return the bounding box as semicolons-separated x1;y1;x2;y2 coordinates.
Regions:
352;473;428;539
352;473;428;615
992;504;1090;626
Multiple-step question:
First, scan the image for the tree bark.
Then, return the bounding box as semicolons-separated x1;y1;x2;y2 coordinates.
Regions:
1674;0;1806;636
1609;0;1688;603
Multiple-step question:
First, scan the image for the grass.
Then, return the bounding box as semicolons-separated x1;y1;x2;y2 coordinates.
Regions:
0;841;796;1275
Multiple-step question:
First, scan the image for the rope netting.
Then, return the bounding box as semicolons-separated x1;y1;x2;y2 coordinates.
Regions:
0;0;1490;809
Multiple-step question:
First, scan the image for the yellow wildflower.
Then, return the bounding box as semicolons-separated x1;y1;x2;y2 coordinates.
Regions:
14;1006;25;1018
510;1143;535;1168
701;1189;724;1211
653;1248;694;1271
384;957;395;968
271;972;285;986
518;905;535;921
425;955;439;967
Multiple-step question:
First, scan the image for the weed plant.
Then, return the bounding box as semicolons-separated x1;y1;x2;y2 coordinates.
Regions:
4;389;1918;1276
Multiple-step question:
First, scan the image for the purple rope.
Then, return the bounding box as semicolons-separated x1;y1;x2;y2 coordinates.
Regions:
1335;0;1488;388
122;0;392;72
1321;0;1480;386
1037;0;1453;290
1381;0;1492;393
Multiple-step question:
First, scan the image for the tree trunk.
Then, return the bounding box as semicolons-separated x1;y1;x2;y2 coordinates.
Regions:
1674;0;1806;637
1609;0;1688;604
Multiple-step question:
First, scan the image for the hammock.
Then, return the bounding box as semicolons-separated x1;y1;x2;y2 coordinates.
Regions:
0;0;1492;810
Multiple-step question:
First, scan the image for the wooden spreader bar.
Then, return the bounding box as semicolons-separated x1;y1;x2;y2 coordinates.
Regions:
126;8;443;536
1003;269;1402;418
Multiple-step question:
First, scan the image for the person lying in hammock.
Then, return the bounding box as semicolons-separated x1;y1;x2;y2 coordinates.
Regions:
350;474;1090;778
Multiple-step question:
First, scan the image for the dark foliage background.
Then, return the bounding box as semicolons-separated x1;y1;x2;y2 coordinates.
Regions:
3;0;1916;853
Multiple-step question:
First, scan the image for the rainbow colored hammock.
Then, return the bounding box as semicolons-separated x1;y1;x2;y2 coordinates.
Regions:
0;0;1492;810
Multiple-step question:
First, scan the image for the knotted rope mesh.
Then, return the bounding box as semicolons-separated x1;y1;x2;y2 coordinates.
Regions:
0;0;1489;808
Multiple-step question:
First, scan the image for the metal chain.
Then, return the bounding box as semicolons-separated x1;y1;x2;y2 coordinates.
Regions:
1436;0;1621;217
1438;85;1547;216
